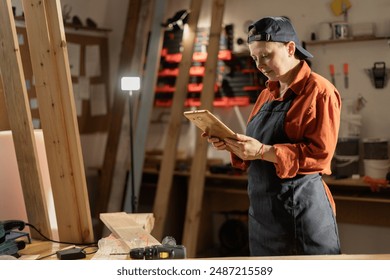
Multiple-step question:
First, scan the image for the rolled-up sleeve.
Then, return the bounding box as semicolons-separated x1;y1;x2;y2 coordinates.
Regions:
231;153;249;171
274;88;341;178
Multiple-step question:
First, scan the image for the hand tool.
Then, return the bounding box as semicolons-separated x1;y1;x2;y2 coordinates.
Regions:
110;236;186;260
372;62;386;88
111;244;186;260
343;63;349;88
329;64;336;85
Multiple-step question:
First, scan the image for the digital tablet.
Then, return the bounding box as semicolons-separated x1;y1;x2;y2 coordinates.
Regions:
183;110;238;140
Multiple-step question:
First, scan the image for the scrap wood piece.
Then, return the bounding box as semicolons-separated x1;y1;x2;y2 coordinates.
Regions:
101;212;155;232
100;212;160;250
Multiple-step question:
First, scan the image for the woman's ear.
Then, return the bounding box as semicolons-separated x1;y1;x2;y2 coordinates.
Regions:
286;41;296;57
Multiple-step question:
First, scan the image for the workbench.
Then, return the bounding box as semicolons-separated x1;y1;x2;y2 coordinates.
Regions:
140;168;390;256
11;172;390;260
15;239;390;260
15;212;159;260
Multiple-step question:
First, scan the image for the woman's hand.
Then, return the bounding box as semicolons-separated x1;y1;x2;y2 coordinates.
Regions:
202;132;228;151
202;132;275;162
224;134;263;161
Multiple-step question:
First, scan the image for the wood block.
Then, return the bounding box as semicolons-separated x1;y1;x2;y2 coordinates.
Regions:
100;212;160;250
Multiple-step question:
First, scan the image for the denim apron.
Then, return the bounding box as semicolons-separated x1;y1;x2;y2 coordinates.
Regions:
246;92;341;256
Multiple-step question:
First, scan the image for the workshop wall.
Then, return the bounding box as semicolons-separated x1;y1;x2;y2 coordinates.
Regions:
155;0;390;161
152;0;390;255
10;0;390;254
11;0;390;165
11;0;129;169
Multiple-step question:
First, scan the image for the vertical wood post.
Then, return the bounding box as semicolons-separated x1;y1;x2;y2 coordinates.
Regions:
22;0;93;243
0;0;51;239
0;74;11;130
182;0;226;257
152;0;203;241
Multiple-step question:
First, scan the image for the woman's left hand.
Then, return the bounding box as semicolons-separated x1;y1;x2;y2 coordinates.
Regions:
224;134;263;160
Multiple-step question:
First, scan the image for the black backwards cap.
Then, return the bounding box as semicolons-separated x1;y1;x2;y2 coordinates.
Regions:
247;16;313;59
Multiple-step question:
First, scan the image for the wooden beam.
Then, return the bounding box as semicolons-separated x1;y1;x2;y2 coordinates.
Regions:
182;0;226;257
0;73;11;130
0;0;51;239
22;0;93;243
122;0;166;212
152;0;203;241
95;0;142;227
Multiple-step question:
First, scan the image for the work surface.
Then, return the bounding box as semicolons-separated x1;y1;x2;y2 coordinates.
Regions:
16;240;390;260
15;211;390;260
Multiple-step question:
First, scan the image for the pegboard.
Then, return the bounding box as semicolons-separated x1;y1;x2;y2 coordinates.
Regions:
16;23;111;134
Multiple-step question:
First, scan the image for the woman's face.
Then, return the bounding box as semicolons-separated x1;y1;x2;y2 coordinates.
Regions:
249;41;295;81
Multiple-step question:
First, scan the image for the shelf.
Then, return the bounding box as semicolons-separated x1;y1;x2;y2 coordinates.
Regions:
304;36;390;46
163;50;232;63
333;195;390;204
15;16;111;33
156;28;262;108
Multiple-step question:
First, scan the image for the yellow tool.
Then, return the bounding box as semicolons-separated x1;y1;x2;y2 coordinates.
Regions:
331;0;352;16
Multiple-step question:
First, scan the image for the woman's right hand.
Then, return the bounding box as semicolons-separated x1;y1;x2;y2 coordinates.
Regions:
201;132;227;151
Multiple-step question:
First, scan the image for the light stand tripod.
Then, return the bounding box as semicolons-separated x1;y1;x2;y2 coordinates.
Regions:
121;77;140;213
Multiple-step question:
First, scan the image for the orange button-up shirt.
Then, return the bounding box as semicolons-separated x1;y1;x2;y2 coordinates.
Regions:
231;61;342;179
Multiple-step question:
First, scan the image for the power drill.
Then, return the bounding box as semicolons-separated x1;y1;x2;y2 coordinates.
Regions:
129;244;186;260
111;236;186;260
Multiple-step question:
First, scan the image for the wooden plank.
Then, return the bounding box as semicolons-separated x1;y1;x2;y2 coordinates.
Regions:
43;0;94;241
100;212;160;249
22;0;93;243
152;0;203;241
122;0;166;212
182;0;226;257
95;0;142;228
0;74;11;130
0;0;51;239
